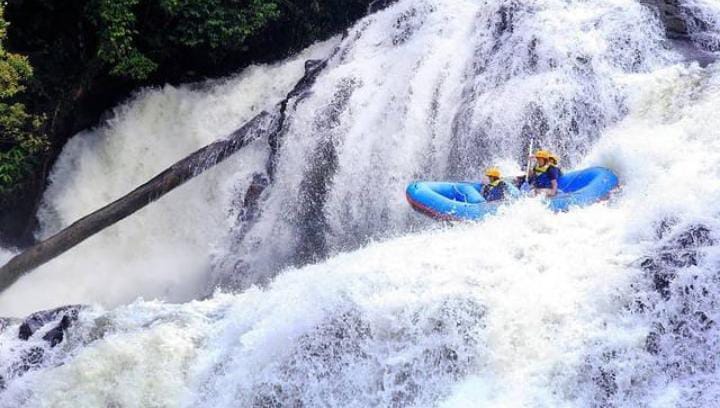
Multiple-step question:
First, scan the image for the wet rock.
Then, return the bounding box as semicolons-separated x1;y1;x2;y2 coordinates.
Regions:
645;329;662;355
1;305;87;390
18;305;82;345
294;311;373;377
42;314;74;347
667;39;717;67
294;79;357;264
655;217;678;239
392;7;425;46
632;223;720;384
252;383;303;408
494;3;519;37
368;0;398;14
640;257;673;299
640;225;713;299
640;0;718;66
578;348;625;405
674;225;712;248
234;173;269;227
594;368;619;399
640;0;689;39
269;57;330;177
7;346;46;380
1;307;84;391
245;298;485;406
694;311;714;331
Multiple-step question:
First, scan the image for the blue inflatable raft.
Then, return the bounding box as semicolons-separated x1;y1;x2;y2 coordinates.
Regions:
406;167;619;221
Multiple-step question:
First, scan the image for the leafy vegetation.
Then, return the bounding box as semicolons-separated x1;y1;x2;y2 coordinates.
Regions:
0;4;47;197
89;0;281;80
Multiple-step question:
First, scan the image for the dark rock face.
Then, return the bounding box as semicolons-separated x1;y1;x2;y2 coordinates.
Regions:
245;297;486;407
369;0;399;14
212;55;335;289
0;305;85;392
680;3;720;53
578;222;719;404
1;307;80;392
640;0;690;39
41;314;74;347
293;77;358;264
638;224;717;379
17;305;82;345
639;225;712;300
640;1;717;66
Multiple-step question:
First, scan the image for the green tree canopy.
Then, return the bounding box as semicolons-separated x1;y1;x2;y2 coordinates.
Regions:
90;0;281;80
0;4;47;196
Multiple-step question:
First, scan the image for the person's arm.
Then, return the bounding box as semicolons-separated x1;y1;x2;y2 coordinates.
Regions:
546;167;559;197
527;158;534;180
547;179;558;197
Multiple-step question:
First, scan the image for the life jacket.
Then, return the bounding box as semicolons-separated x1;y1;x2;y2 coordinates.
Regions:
482;179;506;202
550;160;564;177
530;164;558;189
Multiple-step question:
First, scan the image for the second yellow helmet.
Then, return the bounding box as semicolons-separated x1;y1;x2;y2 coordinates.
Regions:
534;149;552;159
485;167;502;178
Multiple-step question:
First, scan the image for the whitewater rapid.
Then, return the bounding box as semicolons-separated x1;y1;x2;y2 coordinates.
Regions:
0;39;339;315
0;0;679;314
2;0;720;406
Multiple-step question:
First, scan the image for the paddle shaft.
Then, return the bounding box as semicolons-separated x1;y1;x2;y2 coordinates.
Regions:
525;136;535;178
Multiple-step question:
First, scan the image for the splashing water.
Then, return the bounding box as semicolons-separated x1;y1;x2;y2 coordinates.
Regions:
1;0;720;406
682;0;720;52
0;40;338;316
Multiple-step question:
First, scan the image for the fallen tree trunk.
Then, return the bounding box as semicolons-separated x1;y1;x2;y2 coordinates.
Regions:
0;112;274;292
0;46;333;293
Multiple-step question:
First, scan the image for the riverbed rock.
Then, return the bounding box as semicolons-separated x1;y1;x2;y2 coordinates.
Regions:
640;0;689;39
17;305;83;347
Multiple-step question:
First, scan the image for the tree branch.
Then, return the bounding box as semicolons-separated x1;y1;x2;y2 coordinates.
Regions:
0;112;274;292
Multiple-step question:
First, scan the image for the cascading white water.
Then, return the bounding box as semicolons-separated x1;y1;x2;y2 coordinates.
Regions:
682;0;720;51
0;40;339;316
212;0;675;287
1;0;720;406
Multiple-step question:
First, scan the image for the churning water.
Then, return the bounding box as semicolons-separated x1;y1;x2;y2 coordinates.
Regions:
1;0;720;406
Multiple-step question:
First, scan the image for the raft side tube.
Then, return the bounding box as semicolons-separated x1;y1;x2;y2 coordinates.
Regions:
406;167;618;221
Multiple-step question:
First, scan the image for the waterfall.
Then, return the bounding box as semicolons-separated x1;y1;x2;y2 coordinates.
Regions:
1;0;720;406
682;0;720;51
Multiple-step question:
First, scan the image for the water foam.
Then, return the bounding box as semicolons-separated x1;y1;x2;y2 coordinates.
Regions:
0;40;339;317
2;0;720;406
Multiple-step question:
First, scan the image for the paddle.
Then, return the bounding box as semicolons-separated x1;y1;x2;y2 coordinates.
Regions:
516;135;535;190
525;135;535;179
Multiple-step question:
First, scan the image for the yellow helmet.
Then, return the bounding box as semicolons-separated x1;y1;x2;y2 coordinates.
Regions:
485;167;501;178
534;150;551;159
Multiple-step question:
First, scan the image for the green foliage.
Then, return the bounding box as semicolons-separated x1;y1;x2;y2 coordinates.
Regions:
90;0;157;80
89;0;281;80
158;0;280;48
0;8;32;99
0;4;48;196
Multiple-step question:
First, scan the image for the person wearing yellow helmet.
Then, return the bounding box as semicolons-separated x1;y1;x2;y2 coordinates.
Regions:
527;149;560;197
482;167;509;201
549;152;563;177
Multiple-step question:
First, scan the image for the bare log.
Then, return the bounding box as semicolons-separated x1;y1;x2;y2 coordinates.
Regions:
0;47;334;293
0;112;274;292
